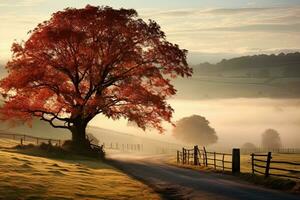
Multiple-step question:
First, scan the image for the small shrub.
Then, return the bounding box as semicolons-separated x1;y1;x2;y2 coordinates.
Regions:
14;140;105;160
62;139;105;159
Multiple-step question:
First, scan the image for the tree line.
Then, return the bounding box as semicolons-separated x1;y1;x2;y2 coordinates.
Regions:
194;52;300;77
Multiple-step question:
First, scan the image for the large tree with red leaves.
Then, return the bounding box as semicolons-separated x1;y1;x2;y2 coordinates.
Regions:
0;5;192;150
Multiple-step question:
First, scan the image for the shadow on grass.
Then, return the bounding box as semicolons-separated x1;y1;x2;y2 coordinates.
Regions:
2;143;112;170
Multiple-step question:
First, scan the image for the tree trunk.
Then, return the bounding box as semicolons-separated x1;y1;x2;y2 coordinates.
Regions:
70;120;89;151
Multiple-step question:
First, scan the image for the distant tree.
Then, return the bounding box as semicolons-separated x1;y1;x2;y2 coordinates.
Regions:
261;129;282;149
172;115;217;145
241;142;256;149
0;5;192;151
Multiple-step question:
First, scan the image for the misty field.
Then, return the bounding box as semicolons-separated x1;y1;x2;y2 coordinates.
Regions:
240;153;300;180
0;139;160;200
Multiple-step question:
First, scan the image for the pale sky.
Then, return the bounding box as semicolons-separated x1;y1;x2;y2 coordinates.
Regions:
1;0;300;64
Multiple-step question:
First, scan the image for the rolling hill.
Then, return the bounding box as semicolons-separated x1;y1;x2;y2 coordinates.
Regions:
171;52;300;99
193;52;300;78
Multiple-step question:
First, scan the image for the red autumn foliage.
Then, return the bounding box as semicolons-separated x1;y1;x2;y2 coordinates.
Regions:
0;5;192;145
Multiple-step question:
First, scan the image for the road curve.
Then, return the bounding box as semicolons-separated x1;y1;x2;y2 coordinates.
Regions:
108;154;299;200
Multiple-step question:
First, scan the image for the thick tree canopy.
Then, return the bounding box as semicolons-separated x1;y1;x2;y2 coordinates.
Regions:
261;129;282;149
172;115;217;145
0;5;192;144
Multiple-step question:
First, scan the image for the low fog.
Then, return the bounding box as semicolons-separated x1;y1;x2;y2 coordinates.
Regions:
168;98;300;148
89;98;300;149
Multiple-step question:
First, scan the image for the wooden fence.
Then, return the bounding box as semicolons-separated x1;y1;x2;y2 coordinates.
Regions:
0;131;62;146
177;146;240;173
0;131;145;153
102;142;143;152
205;150;232;171
251;152;300;179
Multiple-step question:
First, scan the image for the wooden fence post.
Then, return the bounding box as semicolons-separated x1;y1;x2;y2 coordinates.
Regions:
232;148;240;174
265;152;272;178
251;153;254;174
198;148;202;166
214;152;216;170
184;148;187;164
187;150;190;164
194;145;198;165
202;149;205;165
177;151;179;163
222;154;225;172
203;147;208;166
182;148;184;164
20;138;23;146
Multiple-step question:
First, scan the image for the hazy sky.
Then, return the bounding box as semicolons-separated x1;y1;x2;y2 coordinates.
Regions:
1;0;300;64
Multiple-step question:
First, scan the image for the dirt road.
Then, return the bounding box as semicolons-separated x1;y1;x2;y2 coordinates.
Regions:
108;154;299;200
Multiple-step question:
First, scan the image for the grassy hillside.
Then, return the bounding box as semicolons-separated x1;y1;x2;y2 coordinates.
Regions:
0;140;161;200
173;76;300;99
182;53;300;99
194;53;300;77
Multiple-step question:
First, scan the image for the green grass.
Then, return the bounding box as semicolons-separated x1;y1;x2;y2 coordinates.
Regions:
0;139;161;200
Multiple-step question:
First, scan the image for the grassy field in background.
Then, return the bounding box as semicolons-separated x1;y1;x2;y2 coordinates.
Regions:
240;153;300;179
0;139;161;200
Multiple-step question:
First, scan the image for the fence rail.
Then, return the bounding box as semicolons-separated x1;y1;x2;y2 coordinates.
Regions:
177;146;240;174
251;152;300;180
103;142;143;152
0;131;62;146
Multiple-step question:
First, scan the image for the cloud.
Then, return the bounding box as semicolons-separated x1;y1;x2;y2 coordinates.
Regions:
143;7;279;18
203;7;273;15
1;4;300;63
0;0;45;7
139;6;300;58
169;23;300;33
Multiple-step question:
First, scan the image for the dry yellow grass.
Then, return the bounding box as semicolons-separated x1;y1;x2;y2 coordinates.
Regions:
240;153;300;180
0;138;35;148
0;140;161;200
